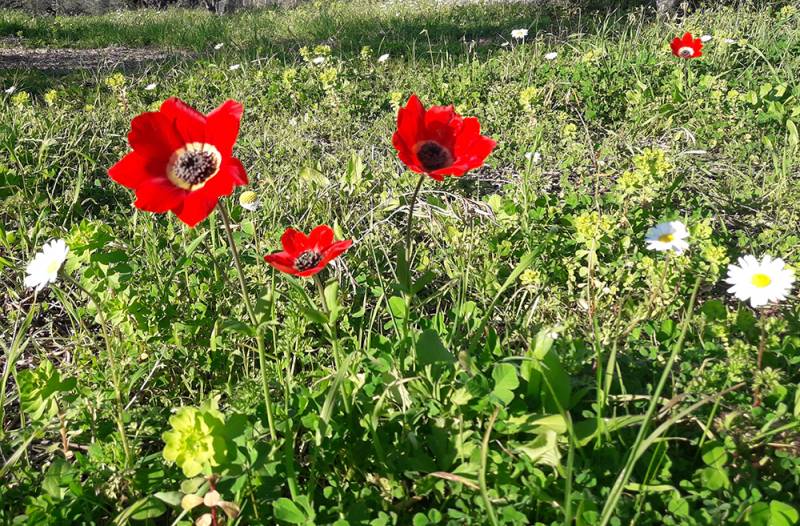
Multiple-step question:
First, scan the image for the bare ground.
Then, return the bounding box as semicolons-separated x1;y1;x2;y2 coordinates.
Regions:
0;44;185;70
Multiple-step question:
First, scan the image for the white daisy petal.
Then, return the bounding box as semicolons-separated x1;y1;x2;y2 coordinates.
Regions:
724;254;795;309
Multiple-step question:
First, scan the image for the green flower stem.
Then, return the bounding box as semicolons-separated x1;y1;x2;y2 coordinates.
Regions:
217;202;276;442
404;173;427;276
64;274;132;470
479;407;500;526
0;292;38;440
313;273;351;414
598;275;702;526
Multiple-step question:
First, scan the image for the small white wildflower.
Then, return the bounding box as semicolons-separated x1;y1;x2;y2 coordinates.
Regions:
700;34;712;42
239;191;261;212
377;53;390;63
24;239;69;291
544;51;558;60
725;255;795;308
214;43;224;50
228;64;241;71
723;38;736;44
144;83;157;91
511;29;528;40
645;221;690;254
5;86;16;94
311;56;326;65
525;151;542;163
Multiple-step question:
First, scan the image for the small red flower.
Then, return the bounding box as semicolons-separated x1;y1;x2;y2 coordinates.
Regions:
264;225;353;277
108;97;248;228
670;32;703;59
392;94;496;181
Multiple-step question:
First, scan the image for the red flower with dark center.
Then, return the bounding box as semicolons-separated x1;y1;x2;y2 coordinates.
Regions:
670;32;703;59
392;94;496;181
108;97;248;228
264;225;353;277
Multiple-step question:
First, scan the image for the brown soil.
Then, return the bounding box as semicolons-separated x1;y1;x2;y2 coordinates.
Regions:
0;45;184;70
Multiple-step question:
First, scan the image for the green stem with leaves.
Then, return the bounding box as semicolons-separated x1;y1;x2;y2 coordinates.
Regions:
598;276;702;525
217;203;276;441
64;274;132;469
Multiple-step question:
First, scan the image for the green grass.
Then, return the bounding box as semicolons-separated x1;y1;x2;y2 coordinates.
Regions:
2;1;800;525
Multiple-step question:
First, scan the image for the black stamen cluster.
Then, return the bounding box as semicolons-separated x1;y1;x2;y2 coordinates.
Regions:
174;150;217;185
295;250;322;271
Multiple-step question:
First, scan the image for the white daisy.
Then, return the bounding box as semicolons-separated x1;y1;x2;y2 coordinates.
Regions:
525;151;541;163
377;53;390;63
644;221;690;254
311;56;326;65
228;64;241;71
725;255;795;308
511;29;528;40
544;51;558;60
5;86;16;94
24;239;69;291
239;190;261;211
700;34;713;42
144;82;157;91
214;43;224;50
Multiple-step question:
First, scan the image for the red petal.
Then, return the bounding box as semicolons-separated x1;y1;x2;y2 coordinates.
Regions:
423;105;459;148
308;225;334;251
129;111;181;163
396;94;425;152
108;152;151;189
264;252;300;275
453;117;481;157
320;239;353;266
160;97;208;145
173;190;219;228
223;157;248;186
280;228;309;256
392;132;425;173
133;177;186;213
206;100;244;157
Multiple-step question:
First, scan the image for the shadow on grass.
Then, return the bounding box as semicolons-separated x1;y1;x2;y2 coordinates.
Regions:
0;0;652;92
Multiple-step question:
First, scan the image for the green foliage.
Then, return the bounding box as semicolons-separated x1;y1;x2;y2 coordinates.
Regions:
1;1;800;525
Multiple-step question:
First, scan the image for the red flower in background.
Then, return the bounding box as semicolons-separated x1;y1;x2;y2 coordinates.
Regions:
108;97;248;227
392;94;496;181
264;225;353;277
670;32;703;59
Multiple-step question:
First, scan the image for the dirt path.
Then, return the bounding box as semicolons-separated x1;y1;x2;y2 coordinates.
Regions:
0;45;184;70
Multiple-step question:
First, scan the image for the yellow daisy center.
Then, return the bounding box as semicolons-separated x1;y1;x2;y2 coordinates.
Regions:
658;233;674;243
751;273;772;288
46;259;60;274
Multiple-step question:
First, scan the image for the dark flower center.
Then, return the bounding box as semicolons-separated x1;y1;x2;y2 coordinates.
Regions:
295;250;322;271
416;141;454;172
174;150;219;185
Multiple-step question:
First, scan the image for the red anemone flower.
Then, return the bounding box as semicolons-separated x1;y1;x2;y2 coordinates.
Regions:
264;225;353;277
108;97;248;228
670;32;703;59
392;94;496;181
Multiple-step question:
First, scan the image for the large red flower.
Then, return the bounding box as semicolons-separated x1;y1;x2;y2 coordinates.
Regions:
108;97;248;228
670;32;703;59
392;94;496;181
264;225;353;277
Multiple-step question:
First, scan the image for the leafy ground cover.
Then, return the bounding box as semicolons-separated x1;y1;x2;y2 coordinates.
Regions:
1;1;800;524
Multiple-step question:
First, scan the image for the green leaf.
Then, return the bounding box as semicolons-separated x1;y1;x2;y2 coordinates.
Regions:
749;502;771;526
701;442;728;468
153;491;182;507
299;164;329;187
770;501;799;526
388;296;407;320
491;363;519;405
273;498;308;524
698;466;729;491
416;329;455;367
514;430;561;468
